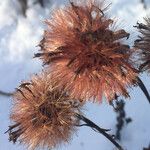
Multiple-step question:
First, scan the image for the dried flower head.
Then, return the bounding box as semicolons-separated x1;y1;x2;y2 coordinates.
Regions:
134;18;150;73
6;72;82;150
36;0;138;102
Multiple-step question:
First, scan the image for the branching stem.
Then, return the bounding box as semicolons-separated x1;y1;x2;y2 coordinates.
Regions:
76;114;124;150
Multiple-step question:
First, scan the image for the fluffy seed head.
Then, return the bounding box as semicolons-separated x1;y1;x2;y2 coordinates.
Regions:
6;72;82;150
36;0;138;102
134;18;150;73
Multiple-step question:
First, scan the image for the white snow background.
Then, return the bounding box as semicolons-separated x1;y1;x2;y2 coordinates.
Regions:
0;0;150;150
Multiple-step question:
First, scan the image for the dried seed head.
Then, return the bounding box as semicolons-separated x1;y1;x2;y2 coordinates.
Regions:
37;0;138;102
134;18;150;73
6;72;82;150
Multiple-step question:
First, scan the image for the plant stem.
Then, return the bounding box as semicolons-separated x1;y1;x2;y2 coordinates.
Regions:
137;77;150;104
0;90;13;97
76;114;124;150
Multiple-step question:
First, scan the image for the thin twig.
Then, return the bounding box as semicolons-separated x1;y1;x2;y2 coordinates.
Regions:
76;114;124;150
137;77;150;104
0;90;13;97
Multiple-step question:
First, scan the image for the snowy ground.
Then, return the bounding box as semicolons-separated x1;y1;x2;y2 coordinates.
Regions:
0;0;150;150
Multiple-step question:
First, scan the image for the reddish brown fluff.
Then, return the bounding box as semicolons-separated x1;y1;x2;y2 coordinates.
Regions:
36;0;138;102
6;72;81;150
134;18;150;73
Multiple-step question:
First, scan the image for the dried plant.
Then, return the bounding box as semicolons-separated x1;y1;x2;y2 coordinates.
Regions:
35;0;138;102
134;18;150;73
4;1;150;150
6;72;82;150
112;99;132;140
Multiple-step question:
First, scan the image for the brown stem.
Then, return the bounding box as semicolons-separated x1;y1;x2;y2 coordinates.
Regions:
0;90;13;97
137;77;150;104
76;114;124;150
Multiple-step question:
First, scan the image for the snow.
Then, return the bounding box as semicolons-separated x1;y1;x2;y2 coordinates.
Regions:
0;0;150;150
